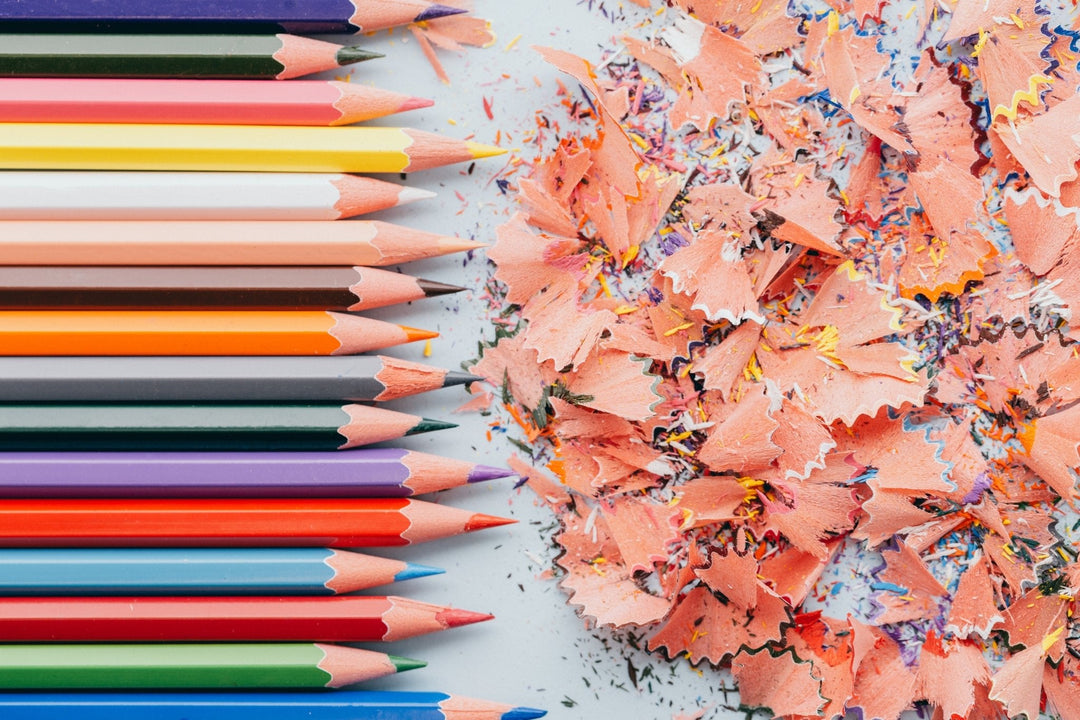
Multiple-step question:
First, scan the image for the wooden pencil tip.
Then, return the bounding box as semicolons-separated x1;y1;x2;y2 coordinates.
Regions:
417;278;467;298
402;325;439;342
503;708;548;720
400;96;436;112
466;141;507;160
441;370;483;388
465;512;517;531
388;655;428;673
437;607;494;628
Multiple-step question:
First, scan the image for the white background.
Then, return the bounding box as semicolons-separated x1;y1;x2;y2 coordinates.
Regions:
322;2;751;719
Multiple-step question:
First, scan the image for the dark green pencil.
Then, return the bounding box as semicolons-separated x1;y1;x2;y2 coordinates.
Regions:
0;33;381;79
0;403;454;451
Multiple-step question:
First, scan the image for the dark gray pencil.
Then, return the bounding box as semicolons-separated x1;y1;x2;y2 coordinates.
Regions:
0;356;479;402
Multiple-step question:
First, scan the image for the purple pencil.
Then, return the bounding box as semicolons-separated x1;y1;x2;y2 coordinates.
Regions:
0;449;514;498
0;0;466;34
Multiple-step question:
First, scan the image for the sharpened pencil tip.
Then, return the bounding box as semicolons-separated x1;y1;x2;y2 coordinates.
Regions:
401;325;439;342
468;464;517;483
400;95;436;112
336;46;385;65
388;655;428;673
465;512;517;532
438;607;494;628
417;278;467;299
408;418;458;435
396;186;438;205
416;4;469;21
502;708;548;720
394;562;446;582
441;370;482;389
466;141;507;160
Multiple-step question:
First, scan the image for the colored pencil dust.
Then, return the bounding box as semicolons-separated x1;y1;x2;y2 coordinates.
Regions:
0;0;467;34
0;310;435;356
0;547;442;595
0;172;434;220
0;497;514;547
0;267;464;311
0;448;513;498
0;691;546;720
0;79;431;126
0;403;454;451
0;124;504;173
0;644;424;689
0;596;492;642
0;34;381;80
0;220;481;265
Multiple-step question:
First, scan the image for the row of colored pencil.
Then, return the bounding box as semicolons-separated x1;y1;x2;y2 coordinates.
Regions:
3;3;541;719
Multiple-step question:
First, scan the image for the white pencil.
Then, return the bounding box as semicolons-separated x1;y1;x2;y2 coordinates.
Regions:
0;171;434;220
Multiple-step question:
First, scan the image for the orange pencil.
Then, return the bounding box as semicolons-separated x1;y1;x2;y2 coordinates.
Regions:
0;310;435;356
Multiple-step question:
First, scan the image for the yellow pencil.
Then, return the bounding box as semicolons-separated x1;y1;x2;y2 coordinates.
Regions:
0;124;504;173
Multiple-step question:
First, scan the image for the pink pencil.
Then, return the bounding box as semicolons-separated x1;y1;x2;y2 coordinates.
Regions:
0;79;432;126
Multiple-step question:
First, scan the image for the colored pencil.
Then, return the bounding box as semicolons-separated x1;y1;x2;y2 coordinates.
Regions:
0;0;467;34
0;643;425;689
0;267;464;311
0;356;477;402
0;124;504;173
0;34;381;80
0;691;546;720
0;448;513;498
0;310;436;356
0;220;481;265
0;497;514;547
0;596;492;642
0;78;432;126
0;403;455;451
0;547;443;595
0;172;435;220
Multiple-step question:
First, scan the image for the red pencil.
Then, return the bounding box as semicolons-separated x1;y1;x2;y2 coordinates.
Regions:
0;596;492;642
0;79;432;126
0;498;514;547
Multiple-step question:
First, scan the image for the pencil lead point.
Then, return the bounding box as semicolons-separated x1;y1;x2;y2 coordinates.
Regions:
401;325;439;343
502;708;548;720
400;95;436;112
438;607;494;628
466;141;507;160
417;278;467;298
388;655;428;673
416;4;469;21
336;46;384;65
441;370;482;388
467;464;516;483
408;418;457;435
465;512;517;531
395;186;437;205
394;562;445;582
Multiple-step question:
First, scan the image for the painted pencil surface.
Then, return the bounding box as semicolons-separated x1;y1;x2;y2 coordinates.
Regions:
0;403;454;451
0;596;491;642
0;643;424;688
0;356;476;401
0;449;513;498
0;691;546;720
0;497;514;547
0;267;464;311
0;124;504;173
0;220;480;265
0;547;443;595
0;79;431;125
0;311;436;356
0;0;467;34
0;172;435;220
0;34;380;80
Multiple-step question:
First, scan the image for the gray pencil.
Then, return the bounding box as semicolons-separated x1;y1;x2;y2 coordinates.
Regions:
0;356;479;402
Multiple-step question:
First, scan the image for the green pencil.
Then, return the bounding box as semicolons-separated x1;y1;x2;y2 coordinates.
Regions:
0;643;424;689
0;33;381;79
